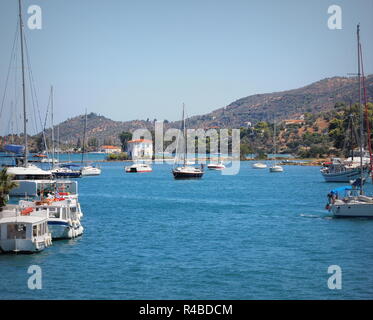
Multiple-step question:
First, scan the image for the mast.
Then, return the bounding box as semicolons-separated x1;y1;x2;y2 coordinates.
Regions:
81;109;87;164
182;103;186;166
357;24;364;193
51;86;55;168
18;0;28;167
273;120;277;166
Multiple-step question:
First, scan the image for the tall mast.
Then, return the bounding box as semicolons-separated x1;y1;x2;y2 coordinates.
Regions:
273;119;277;166
357;24;364;193
18;0;27;167
51;86;55;168
182;103;186;166
81;109;87;164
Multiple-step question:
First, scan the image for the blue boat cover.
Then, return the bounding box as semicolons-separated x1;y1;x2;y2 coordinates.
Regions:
330;186;352;195
4;144;25;154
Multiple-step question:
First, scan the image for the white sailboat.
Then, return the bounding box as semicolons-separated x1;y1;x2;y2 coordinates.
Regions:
6;0;52;182
80;111;102;176
269;120;283;173
326;25;373;217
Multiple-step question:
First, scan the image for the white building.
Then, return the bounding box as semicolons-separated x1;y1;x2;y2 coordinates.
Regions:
126;139;153;159
99;145;122;154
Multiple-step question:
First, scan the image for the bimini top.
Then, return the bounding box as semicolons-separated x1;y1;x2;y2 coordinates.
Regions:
330;186;352;196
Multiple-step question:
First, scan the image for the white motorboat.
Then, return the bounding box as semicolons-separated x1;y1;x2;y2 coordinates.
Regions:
19;198;83;239
0;206;52;253
208;153;225;170
269;165;284;172
7;164;53;181
252;162;267;169
207;162;226;170
125;163;153;173
81;165;101;176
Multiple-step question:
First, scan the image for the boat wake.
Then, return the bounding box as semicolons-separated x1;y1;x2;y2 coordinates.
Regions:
299;213;332;220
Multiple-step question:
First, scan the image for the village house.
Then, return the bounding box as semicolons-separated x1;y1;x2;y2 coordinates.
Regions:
99;145;122;154
126;139;153;159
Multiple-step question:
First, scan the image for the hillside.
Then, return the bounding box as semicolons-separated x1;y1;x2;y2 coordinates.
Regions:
2;75;373;148
186;75;373;128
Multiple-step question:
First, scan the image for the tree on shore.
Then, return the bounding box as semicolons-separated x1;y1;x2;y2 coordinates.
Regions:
0;168;18;211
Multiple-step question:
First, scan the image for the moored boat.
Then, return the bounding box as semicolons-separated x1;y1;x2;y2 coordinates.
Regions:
172;104;204;179
0;206;52;253
252;162;267;169
125;163;152;173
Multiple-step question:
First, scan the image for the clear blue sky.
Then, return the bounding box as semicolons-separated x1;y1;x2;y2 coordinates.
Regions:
0;0;372;135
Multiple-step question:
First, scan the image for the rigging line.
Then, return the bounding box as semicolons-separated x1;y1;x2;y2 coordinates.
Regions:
0;20;19;122
23;32;40;135
359;42;373;181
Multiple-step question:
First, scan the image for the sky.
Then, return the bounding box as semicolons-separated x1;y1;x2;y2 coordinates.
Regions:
0;0;372;135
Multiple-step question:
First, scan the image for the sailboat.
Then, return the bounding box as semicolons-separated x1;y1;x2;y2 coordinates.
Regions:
80;111;101;176
326;24;373;217
269;120;283;172
6;0;52;181
172;104;204;179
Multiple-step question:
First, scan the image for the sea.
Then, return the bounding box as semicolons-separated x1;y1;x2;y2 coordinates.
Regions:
1;158;373;299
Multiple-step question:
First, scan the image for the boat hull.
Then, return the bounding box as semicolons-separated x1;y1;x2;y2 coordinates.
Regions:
269;166;283;172
207;165;225;170
331;202;373;217
0;238;50;253
172;170;204;179
321;167;370;182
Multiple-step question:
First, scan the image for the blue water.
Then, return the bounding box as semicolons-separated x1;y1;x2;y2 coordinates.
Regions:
1;161;373;299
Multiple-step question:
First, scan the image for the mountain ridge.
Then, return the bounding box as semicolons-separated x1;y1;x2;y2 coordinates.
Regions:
32;74;373;146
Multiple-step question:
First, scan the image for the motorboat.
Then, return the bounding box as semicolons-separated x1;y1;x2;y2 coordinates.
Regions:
269;165;284;172
81;164;101;176
0;205;52;253
7;164;53;180
19;198;83;239
125;163;152;173
207;161;225;170
252;162;267;169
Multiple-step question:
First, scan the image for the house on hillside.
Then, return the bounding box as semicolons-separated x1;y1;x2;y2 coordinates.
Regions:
126;139;153;159
99;145;122;154
284;119;305;126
